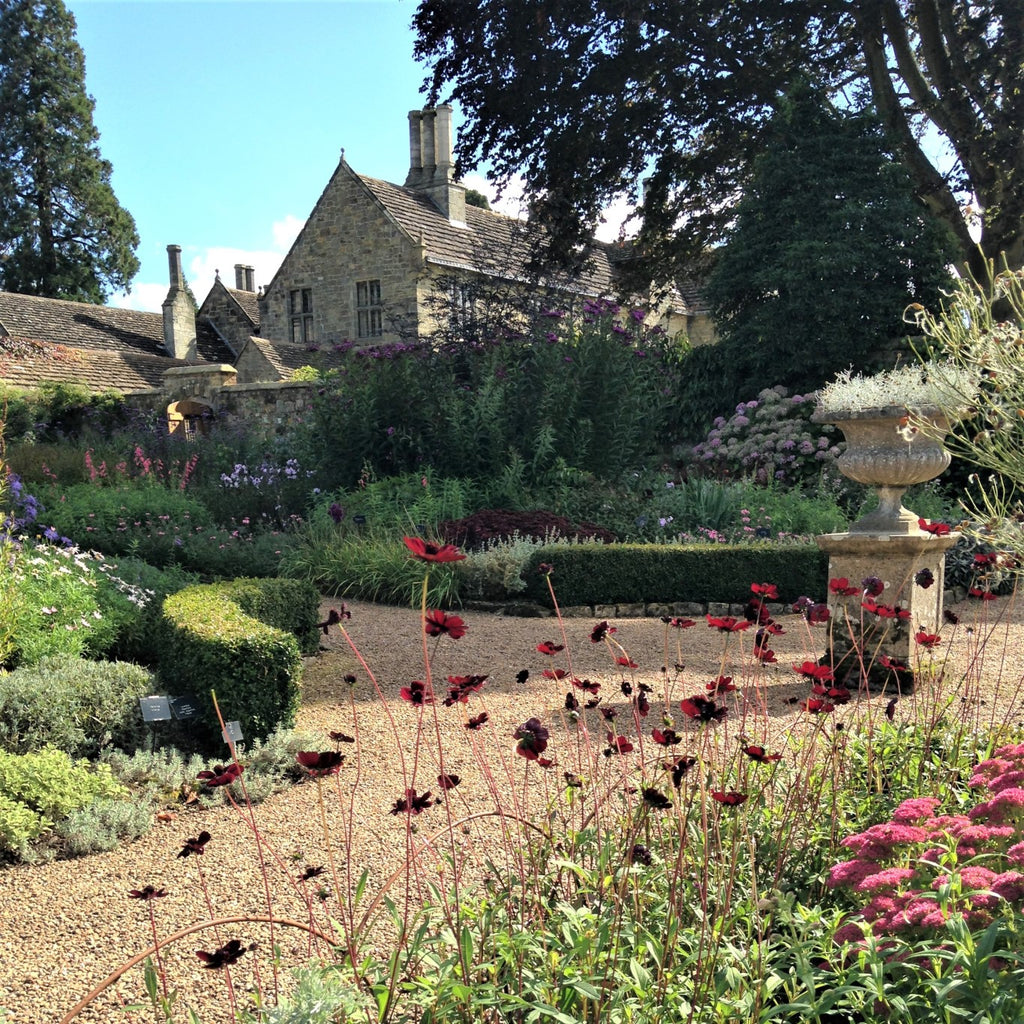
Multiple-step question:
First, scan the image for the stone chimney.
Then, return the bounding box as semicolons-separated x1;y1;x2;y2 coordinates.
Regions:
162;244;197;362
233;264;256;291
404;105;466;227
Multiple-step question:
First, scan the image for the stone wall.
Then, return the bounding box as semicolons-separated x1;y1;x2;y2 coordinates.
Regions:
259;162;423;347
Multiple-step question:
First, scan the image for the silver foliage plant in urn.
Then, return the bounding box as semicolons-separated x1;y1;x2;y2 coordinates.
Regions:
812;363;979;535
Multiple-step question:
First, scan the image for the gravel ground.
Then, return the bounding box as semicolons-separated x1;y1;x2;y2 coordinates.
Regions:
3;594;1024;1024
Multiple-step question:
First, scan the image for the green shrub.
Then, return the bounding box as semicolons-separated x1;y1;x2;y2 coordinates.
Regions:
158;583;305;747
0;655;154;758
0;747;128;857
521;543;828;607
52;797;153;858
206;577;321;656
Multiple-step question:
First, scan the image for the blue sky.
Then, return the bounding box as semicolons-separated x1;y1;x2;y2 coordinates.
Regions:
66;0;542;311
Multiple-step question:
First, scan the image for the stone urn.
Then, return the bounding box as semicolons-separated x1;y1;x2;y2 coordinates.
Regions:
811;405;954;535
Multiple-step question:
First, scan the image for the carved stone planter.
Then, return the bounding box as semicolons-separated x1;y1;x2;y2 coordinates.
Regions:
811;405;953;535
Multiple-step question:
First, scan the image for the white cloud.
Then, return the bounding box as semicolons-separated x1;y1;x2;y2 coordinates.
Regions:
107;214;306;313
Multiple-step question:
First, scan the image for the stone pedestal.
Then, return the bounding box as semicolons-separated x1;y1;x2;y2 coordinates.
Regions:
815;530;957;692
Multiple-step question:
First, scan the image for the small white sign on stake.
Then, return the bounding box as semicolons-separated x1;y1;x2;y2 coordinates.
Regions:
222;720;244;745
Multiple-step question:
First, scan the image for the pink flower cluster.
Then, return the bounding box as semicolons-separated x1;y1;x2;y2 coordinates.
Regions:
829;744;1024;945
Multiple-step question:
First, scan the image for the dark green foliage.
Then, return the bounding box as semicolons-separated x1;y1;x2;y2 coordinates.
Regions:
0;0;139;300
438;508;616;548
521;543;828;607
158;583;304;748
0;655;154;758
695;83;954;422
0;383;129;444
415;1;1022;278
294;302;683;492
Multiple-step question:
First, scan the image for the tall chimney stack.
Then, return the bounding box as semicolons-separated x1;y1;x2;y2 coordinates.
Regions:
404;105;466;226
162;244;197;362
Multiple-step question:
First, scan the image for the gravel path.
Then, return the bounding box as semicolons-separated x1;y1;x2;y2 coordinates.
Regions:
3;595;1024;1024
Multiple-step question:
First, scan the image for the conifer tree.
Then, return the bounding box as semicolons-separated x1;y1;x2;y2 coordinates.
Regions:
0;0;139;302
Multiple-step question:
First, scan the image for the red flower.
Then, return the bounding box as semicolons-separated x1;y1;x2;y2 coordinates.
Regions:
914;630;942;649
751;582;779;600
662;617;696;629
177;831;211;858
197;939;247;969
642;787;672;810
390;788;439;814
296;751;345;777
680;695;727;723
914;568;935;589
706;615;751;633
443;674;488;705
829;577;860;597
197;763;242;788
514;717;550;760
743;745;782;763
536;641;564;656
400;680;434;706
812;684;851;705
329;730;355;744
605;733;634;755
969;587;998;600
652;727;682;746
879;655;909;672
918;519;951;536
862;576;885;597
793;661;833;682
318;605;351;634
403;536;466;562
465;711;489;729
571;677;600;694
667;755;697;787
885;697;898;720
706;675;736;695
543;668;569;680
800;698;835;714
712;791;748;806
437;773;461;791
424;609;467;639
615;656;638;668
590;621;617;642
754;646;777;663
128;885;167;900
807;603;830;624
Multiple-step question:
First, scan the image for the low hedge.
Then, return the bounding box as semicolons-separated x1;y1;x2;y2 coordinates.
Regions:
158;578;317;749
521;543;829;608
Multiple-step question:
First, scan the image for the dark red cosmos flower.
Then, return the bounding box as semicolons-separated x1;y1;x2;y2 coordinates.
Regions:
680;695;727;723
317;605;350;635
298;865;326;881
543;668;569;680
515;669;529;684
794;661;833;682
915;568;935;589
754;646;777;664
197;939;247;969
944;609;960;624
584;697;601;709
564;692;580;711
914;630;942;649
177;831;211;858
343;674;357;685
424;609;467;639
600;706;618;721
792;596;814;615
400;680;433;706
615;656;639;668
667;756;697;787
329;730;355;744
918;519;951;536
128;885;167;900
591;621;617;642
744;599;773;625
465;711;489;729
572;677;600;694
564;771;584;788
808;603;830;624
879;655;909;671
514;717;550;760
296;751;345;777
885;697;898;720
443;674;488;706
812;684;851;705
761;622;785;636
438;773;461;791
538;562;554;575
862;576;885;597
197;763;243;788
712;791;748;806
630;843;653;865
390;788;440;815
751;582;779;600
662;617;696;629
975;552;999;566
636;691;650;717
620;680;633;696
642;787;672;810
605;733;634;755
969;587;998;600
829;577;860;597
800;698;835;714
403;536;466;562
706;615;750;633
743;745;782;763
536;641;564;656
652;727;682;746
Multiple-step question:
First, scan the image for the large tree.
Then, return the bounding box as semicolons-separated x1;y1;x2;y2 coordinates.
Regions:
413;1;1024;281
0;0;139;302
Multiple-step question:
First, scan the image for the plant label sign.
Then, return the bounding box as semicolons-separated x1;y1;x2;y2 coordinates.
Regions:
222;720;244;745
139;695;172;723
169;695;200;721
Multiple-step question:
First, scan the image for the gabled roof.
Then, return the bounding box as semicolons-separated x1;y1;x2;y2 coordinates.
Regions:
241;337;349;380
358;174;621;298
0;290;234;366
223;286;260;328
0;336;193;392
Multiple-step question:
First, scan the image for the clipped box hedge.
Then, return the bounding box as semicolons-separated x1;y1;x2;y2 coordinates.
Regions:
158;578;318;748
522;543;829;608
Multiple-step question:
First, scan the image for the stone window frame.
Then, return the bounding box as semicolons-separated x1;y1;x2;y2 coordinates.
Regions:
290;287;314;344
356;279;384;339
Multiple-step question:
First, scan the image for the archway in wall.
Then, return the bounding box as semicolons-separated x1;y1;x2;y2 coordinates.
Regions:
167;398;213;440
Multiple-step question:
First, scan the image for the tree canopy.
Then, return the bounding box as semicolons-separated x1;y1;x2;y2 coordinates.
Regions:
413;1;1024;281
0;0;139;302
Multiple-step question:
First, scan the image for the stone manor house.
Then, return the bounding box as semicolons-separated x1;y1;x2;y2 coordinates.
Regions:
0;107;711;424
